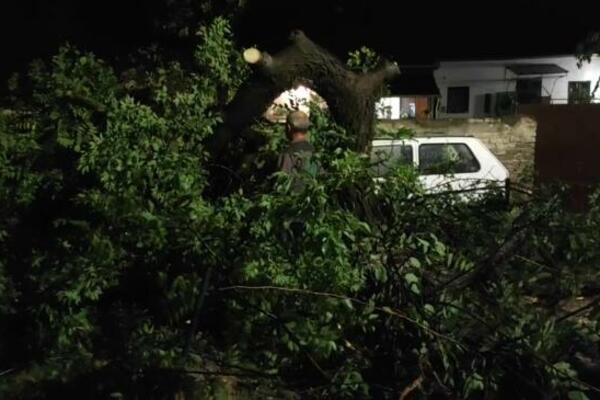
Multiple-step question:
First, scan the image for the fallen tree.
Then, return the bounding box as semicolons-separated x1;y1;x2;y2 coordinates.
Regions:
209;29;399;158
1;16;600;400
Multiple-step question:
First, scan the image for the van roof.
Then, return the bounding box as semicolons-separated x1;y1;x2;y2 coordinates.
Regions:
374;133;474;139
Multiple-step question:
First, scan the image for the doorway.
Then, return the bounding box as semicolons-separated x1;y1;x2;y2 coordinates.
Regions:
516;78;542;104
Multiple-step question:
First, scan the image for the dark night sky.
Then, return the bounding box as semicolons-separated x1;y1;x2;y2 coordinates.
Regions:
236;0;598;62
1;0;598;82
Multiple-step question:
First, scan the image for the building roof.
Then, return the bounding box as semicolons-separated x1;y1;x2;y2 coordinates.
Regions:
438;53;580;62
388;67;440;96
506;63;568;75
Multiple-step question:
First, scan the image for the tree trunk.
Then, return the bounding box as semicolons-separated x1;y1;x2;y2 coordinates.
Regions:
210;30;399;157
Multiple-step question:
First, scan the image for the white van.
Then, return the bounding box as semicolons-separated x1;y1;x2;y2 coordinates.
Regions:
371;136;509;195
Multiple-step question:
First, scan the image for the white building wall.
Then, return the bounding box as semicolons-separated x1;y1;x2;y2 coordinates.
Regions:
434;55;600;118
376;97;401;120
375;97;418;120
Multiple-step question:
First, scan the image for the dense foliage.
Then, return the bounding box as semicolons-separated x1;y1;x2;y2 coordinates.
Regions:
1;16;600;400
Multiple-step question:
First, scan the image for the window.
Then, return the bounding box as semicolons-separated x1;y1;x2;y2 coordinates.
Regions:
568;81;591;104
418;143;480;175
495;92;517;116
516;78;541;104
371;144;413;175
399;97;416;119
446;87;470;113
484;93;492;114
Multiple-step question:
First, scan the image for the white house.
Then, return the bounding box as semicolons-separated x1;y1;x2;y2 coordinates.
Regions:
434;54;600;118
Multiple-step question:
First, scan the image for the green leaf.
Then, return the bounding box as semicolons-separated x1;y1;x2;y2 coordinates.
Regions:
568;391;590;400
342;298;354;310
404;272;419;285
464;372;485;396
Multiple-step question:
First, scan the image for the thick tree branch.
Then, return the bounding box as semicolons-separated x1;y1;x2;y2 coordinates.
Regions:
210;30;399;159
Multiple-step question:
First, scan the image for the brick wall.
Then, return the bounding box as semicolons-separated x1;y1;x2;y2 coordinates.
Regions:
378;116;537;182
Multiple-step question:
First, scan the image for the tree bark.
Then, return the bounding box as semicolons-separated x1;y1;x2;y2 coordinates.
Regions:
210;30;399;157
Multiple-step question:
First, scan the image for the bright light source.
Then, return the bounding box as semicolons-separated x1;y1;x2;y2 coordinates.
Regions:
264;85;328;123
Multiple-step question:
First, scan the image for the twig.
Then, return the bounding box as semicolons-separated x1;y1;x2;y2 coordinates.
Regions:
515;255;561;272
556;296;600;323
0;368;15;377
219;285;465;348
485;294;599;353
432;220;531;294
153;367;276;380
436;301;496;332
243;301;330;381
438;296;600;395
189;354;281;379
61;91;107;114
528;351;600;395
221;285;600;396
181;266;214;362
399;375;423;400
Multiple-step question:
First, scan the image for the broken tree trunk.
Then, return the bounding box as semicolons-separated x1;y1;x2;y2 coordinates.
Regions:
210;30;399;157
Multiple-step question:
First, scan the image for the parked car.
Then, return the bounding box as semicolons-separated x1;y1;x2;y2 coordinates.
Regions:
371;135;509;197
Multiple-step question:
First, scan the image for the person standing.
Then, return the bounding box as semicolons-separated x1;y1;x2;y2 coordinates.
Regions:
278;110;318;192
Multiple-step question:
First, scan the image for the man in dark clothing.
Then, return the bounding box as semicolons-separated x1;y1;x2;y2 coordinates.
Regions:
278;110;316;252
278;110;317;192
